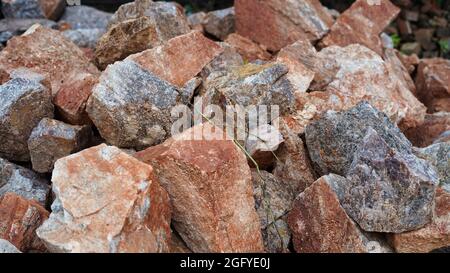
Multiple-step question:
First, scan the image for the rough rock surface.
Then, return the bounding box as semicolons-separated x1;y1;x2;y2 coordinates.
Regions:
135;123;264;253
414;142;449;191
187;11;206;32
245;124;284;170
305;101;413;176
1;0;65;20
0;158;50;206
0;18;57;40
200;42;244;80
202;7;235;40
342;128;438;233
0;192;49;252
62;28;105;49
131;31;223;88
0;239;21;253
415;58;450;113
321;0;400;55
0;77;53;161
36;144;172;253
287;174;377;253
235;0;334;51
389;189;450;253
225;33;271;62
59;5;112;30
251;170;294;253
28;118;93;173
404;112;450;147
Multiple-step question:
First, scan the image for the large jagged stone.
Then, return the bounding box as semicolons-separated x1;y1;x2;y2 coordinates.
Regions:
414;142;450;192
0;158;50;206
287;174;388;253
415;58;450;113
95;0;190;69
36;144;172;253
28;118;93;173
404;112;450;147
59;5;112;30
320;0;400;56
203;62;296;115
202;7;235;40
1;0;65;20
0;192;49;252
251;170;293;253
235;0;334;51
0;239;21;253
389;189;450;253
305;101;413;176
135;123;264;253
0;25;99;99
0;77;53;161
225;33;271;62
341;128;438;233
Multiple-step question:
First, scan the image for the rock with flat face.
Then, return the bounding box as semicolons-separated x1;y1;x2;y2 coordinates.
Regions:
59;5;112;30
36;144;172;253
389;189;450;253
28;118;93;173
135;123;264;253
1;0;65;20
245;124;284;170
235;0;334;51
414;142;450;192
404;112;450;147
202;7;235;40
0;158;50;206
0;239;21;253
225;33;271;62
321;0;400;56
287;174;379;253
0;77;53;161
341;128;438;233
415;58;450;113
0;192;49;252
251;170;294;253
305;101;413;176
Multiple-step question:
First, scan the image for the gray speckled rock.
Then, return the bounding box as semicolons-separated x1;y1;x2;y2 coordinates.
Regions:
62;28;104;49
251;170;294;253
0;158;50;206
1;0;65;20
0;239;21;253
340;128;439;233
414;142;450;192
203;63;296;115
86;59;183;149
305;101;413;176
28;118;93;173
0;18;57;43
59;6;112;30
202;7;235;40
0;78;53;161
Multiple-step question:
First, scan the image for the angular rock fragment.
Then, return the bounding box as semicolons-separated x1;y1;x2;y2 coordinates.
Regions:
235;0;334;51
305;101;413;176
59;5;112;30
287;174;381;253
202;7;235;40
245;124;283;170
404;112;450;147
0;192;49;252
414;142;449;191
225;33;271;62
321;0;400;55
36;144;172;253
187;12;206;32
0;239;21;253
251;170;294;253
0;77;53;161
342;128;438;233
0;158;50;206
1;0;65;20
200;42;243;80
135;123;264;253
389;189;450;253
415;58;450;113
28;118;93;173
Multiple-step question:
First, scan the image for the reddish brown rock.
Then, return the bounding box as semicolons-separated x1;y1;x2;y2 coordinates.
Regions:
384;48;416;96
415;58;450;113
36;144;172;253
0;192;49;252
135;123;264;253
389;189;450;253
235;0;334;51
396;51;419;75
0;24;99;98
131;30;223;88
225;33;271;62
320;0;400;56
404;112;450;147
287;174;382;253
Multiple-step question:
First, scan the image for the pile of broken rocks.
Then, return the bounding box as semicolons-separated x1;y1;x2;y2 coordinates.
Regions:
0;0;449;253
